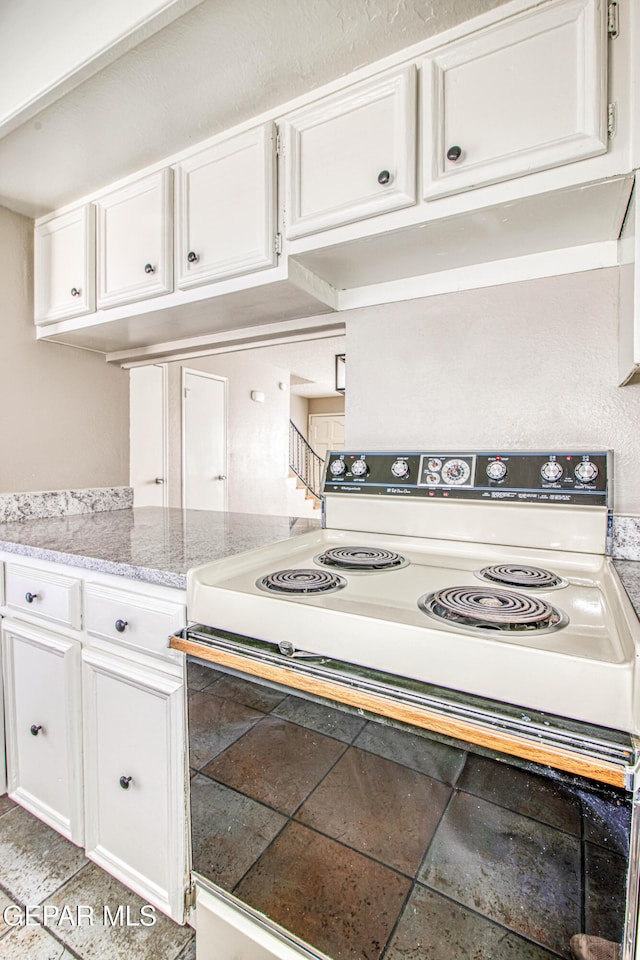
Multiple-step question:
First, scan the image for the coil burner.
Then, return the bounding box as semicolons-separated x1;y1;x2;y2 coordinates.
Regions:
315;546;409;572
418;585;568;635
257;569;347;596
477;564;566;590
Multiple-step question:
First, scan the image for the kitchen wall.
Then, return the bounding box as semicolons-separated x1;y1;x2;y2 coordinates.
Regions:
0;205;129;494
345;267;640;516
165;352;291;515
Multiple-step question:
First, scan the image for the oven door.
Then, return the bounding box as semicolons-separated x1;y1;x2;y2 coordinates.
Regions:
177;626;639;960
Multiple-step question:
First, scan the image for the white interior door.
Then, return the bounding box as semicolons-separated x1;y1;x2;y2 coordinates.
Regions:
183;369;227;511
129;365;167;507
308;414;345;463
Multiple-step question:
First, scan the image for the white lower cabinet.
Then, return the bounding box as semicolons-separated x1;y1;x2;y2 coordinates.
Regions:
0;557;189;925
2;618;84;844
82;648;187;923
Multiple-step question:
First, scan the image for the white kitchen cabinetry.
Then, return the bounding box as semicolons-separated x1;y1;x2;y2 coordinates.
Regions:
175;122;277;290
283;66;417;239
2;618;84;844
96;169;173;309
34;205;95;324
82;648;186;923
422;0;607;200
5;562;82;630
0;553;189;923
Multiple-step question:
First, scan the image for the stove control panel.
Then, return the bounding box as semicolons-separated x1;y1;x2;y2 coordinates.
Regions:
323;451;609;505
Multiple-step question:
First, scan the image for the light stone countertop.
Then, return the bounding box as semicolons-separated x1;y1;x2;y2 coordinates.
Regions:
613;560;640;621
0;508;320;589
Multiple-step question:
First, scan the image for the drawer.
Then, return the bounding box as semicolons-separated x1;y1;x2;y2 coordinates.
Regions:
5;563;82;630
85;582;185;661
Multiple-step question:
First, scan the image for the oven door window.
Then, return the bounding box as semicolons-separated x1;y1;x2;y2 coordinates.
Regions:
187;655;632;960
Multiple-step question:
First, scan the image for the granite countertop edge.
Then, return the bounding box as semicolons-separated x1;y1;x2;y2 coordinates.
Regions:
0;539;187;589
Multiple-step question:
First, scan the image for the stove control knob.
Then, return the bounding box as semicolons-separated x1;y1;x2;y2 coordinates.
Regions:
350;458;369;477
541;460;563;482
425;473;440;485
574;460;599;483
486;460;507;482
329;459;346;477
391;459;409;479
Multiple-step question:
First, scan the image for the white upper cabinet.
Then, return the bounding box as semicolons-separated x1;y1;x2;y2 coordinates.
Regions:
34;205;95;324
175;122;277;290
96;169;173;309
422;0;607;200
283;66;417;239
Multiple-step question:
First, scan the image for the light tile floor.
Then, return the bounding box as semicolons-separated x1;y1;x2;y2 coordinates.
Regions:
0;795;195;960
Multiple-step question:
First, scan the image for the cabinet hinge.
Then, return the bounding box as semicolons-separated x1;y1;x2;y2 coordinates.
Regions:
275;131;282;157
607;2;619;38
184;881;196;914
274;233;283;256
607;102;617;138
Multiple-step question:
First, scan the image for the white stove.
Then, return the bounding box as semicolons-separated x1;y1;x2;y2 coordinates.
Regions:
188;450;640;733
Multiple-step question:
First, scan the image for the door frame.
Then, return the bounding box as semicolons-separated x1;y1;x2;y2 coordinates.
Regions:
129;363;169;508
181;367;229;512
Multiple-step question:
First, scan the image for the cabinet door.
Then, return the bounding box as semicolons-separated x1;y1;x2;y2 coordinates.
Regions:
97;169;173;309
283;66;416;239
83;650;186;922
422;0;607;200
2;619;83;844
175;122;277;290
34;205;95;324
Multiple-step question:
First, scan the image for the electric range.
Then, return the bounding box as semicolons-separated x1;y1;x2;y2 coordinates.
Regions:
179;450;640;960
188;449;640;733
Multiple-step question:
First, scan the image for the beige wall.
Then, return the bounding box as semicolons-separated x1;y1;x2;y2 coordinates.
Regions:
345;267;640;515
289;394;309;438
166;352;291;515
309;396;345;415
0;206;129;492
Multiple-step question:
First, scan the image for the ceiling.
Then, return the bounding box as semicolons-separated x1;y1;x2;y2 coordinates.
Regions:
242;334;347;397
0;0;508;218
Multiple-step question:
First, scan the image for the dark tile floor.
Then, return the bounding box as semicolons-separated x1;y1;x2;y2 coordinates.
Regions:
188;656;632;960
0;799;194;960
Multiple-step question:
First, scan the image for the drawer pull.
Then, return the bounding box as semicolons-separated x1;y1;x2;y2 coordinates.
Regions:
119;775;132;790
446;145;463;162
144;263;155;274
115;619;128;633
25;592;39;604
30;724;42;736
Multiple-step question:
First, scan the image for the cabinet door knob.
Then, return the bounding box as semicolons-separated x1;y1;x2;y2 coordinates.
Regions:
377;169;392;185
154;477;165;484
215;475;227;481
187;251;199;263
144;263;156;274
114;619;128;633
30;724;42;736
446;145;462;162
25;592;38;603
70;287;81;297
119;775;132;790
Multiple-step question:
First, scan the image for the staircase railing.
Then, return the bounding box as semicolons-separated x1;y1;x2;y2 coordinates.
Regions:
289;420;324;500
